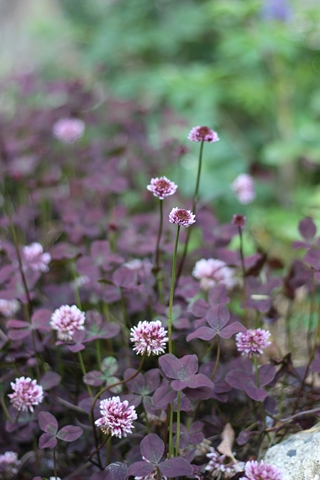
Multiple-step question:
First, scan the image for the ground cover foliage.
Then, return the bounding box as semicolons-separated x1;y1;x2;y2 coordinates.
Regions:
0;76;319;480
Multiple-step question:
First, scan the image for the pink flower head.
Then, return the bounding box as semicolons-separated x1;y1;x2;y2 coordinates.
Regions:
188;126;219;143
0;451;20;479
205;448;245;477
193;258;236;291
22;243;51;272
50;305;85;341
232;174;256;204
53;118;85;144
169;207;196;228
232;214;246;228
95;396;137;437
8;377;44;412
130;320;168;356
147;176;178;200
240;460;283;480
0;299;20;317
236;329;271;358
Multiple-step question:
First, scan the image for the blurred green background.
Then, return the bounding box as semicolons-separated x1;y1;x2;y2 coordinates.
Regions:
2;0;320;256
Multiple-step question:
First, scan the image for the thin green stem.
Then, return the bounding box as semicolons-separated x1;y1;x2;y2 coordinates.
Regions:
168;226;180;354
155;199;164;272
210;336;221;380
175;391;182;456
176;141;204;284
168;402;174;458
53;446;58;480
78;351;92;397
238;226;247;328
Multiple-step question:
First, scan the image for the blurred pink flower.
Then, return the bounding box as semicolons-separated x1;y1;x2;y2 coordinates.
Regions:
22;243;51;272
0;451;20;479
193;258;236;291
53;118;85;144
8;377;43;412
232;214;246;228
95;396;137;437
205;447;245;477
188;126;219;143
130;320;168;356
169;208;196;227
147;176;178;200
50;305;85;341
232;174;255;204
240;460;282;480
0;299;20;317
236;329;271;358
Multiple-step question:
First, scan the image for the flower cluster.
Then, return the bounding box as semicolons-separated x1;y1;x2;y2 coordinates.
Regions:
0;451;20;479
193;258;236;291
147;176;178;199
188;126;219;143
240;460;283;480
95;396;137;437
130;320;168;356
205;448;245;478
232;214;246;228
232;174;256;204
22;243;51;272
236;329;271;358
0;299;20;318
169;208;196;227
53;118;85;144
8;377;44;412
50;305;86;341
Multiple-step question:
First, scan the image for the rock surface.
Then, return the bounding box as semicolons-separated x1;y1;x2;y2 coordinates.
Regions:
264;428;320;480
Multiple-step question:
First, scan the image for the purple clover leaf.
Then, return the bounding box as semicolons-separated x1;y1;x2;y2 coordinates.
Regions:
158;354;213;399
56;329;86;352
187;304;246;342
84;357;122;392
225;364;276;402
127;434;193;478
82;311;120;343
91;462;128;480
38;412;83;449
7;309;52;340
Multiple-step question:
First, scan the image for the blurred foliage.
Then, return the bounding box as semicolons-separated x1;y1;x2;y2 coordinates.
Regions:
56;0;320;251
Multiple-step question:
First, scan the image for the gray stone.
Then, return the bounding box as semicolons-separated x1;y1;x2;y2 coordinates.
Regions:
264;429;320;480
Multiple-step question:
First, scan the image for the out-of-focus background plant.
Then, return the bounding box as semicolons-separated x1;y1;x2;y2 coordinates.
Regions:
2;0;320;257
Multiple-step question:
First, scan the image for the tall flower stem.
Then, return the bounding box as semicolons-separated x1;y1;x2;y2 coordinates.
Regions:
155;199;164;272
78;351;92;397
168;401;174;458
176;141;204;284
175;390;182;456
53;446;58;480
168;226;180;354
90;356;145;467
238;226;248;328
210;336;221;380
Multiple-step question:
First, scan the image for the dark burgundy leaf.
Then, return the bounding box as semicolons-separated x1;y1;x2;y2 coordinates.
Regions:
158;354;182;380
31;309;52;330
127;461;155;478
304;249;320;270
299;217;316;240
292;240;311;250
112;267;137;288
236;430;257;445
140;434;164;464
206;304;230;331
186;326;216;342
105;462;127;480
258;364;276;386
38;412;58;435
152;385;177;408
39;433;57;449
190;298;209;317
50;242;81;260
159;457;193;477
56;425;83;442
83;370;104;387
179;355;198;378
208;284;230;305
219;321;246;339
40;372;61;390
